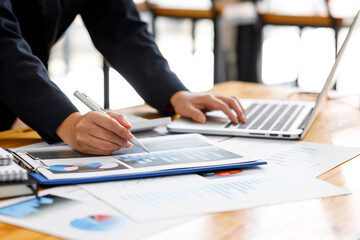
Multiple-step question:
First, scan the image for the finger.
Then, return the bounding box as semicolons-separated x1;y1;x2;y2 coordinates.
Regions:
88;133;132;151
81;142;118;155
89;127;130;147
183;105;207;123
88;112;133;142
203;95;239;124
107;112;132;129
218;96;246;123
76;120;131;150
235;97;245;113
234;97;247;122
79;141;131;156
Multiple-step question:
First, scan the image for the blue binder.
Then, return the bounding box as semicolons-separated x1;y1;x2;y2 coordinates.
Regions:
29;161;266;186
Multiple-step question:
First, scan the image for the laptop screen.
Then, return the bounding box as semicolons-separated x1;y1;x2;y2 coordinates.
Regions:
301;11;360;137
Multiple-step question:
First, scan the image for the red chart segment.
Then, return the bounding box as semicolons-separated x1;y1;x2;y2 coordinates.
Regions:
70;214;127;231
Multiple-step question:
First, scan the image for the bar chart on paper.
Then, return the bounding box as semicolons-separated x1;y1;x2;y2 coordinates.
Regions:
265;145;320;168
116;147;242;168
83;174;350;221
219;138;360;177
259;143;360;177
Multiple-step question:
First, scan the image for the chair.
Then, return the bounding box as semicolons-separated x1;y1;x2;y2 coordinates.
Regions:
103;1;150;109
255;0;352;86
148;0;222;85
103;0;258;108
147;0;258;84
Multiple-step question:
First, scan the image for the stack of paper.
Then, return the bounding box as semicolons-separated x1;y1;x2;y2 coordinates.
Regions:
0;132;359;239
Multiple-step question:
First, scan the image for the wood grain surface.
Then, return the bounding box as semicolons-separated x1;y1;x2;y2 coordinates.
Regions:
1;81;360;240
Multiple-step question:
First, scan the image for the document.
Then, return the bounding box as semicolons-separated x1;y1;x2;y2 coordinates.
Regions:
12;134;261;181
0;185;190;240
219;137;360;177
81;173;349;221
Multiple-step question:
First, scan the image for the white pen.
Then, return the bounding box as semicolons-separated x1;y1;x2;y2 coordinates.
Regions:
74;90;150;153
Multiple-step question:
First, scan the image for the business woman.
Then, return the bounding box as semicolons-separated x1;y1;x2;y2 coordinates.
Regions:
0;0;246;155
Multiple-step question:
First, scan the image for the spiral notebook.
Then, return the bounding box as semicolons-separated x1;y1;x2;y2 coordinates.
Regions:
0;147;13;166
0;164;29;182
0;147;27;181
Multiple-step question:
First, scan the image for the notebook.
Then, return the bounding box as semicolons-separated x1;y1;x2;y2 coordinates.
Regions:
0;164;28;182
168;11;360;140
0;147;28;182
0;147;13;166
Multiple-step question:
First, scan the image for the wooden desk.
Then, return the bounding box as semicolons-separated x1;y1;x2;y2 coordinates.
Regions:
1;81;360;239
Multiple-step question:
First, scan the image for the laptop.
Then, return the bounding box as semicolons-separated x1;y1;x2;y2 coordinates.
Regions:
167;11;360;139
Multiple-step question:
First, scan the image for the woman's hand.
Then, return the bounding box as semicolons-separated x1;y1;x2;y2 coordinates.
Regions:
56;111;133;155
170;91;246;124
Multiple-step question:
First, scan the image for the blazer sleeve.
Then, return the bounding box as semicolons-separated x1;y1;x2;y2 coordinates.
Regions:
0;0;78;143
79;0;188;113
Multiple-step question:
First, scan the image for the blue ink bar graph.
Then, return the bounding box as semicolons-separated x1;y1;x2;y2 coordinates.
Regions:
0;195;74;218
109;175;348;221
265;146;320;167
116;147;242;168
119;177;279;209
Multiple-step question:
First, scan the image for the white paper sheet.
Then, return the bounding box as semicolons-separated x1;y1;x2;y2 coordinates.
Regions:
0;185;190;240
219;137;360;177
81;173;349;221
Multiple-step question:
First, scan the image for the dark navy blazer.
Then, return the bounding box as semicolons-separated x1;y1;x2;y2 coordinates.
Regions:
0;0;186;143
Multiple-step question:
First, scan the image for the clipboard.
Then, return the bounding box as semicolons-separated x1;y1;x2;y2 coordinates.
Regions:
11;134;267;186
28;161;266;186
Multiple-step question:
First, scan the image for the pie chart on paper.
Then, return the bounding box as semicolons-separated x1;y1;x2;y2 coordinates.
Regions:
88;162;118;169
70;215;126;231
49;165;78;172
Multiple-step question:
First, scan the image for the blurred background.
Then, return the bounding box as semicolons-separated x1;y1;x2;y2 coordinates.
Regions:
47;0;360;113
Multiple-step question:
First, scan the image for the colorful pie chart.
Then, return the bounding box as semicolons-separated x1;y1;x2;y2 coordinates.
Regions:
49;165;78;172
88;162;118;169
70;215;126;231
213;170;243;176
200;169;243;177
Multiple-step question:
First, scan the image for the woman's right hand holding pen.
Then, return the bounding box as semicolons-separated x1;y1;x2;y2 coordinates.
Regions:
56;111;133;155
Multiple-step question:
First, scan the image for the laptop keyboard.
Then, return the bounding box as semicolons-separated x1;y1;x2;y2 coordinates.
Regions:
260;105;287;130
225;102;306;131
271;105;298;131
237;104;268;129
